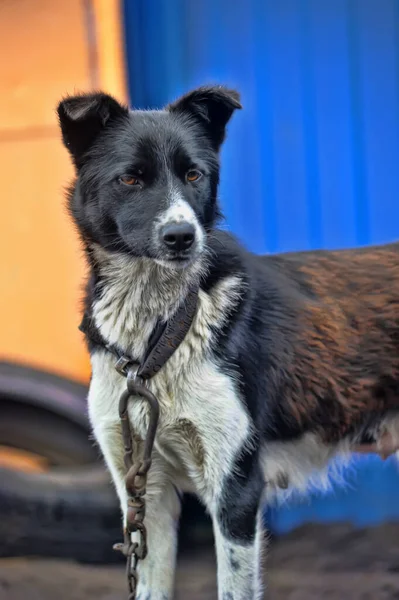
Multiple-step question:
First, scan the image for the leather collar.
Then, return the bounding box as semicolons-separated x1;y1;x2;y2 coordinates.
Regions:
79;284;199;380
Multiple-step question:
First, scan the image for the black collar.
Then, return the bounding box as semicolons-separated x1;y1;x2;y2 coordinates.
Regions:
79;284;199;380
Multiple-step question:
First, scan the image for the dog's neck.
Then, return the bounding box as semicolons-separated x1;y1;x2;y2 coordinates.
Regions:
89;245;204;360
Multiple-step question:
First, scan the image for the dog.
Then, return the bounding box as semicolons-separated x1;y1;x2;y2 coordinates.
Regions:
58;85;399;600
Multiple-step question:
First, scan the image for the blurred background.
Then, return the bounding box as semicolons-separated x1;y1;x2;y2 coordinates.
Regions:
1;0;399;598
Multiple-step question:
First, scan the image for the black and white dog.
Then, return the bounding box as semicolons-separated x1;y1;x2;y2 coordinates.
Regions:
58;86;399;599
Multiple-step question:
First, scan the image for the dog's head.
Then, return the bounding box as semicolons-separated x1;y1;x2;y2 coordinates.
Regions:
58;86;241;269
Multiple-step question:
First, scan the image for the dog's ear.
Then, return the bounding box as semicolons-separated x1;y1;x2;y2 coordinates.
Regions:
168;85;242;150
57;92;129;168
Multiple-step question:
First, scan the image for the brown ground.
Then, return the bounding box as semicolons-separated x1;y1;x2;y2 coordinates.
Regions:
1;524;399;599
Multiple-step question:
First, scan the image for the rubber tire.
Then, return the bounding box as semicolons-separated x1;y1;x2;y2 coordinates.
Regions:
0;465;123;563
0;402;98;466
0;363;122;564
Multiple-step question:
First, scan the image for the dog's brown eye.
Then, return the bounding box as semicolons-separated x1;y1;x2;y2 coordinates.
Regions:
186;170;202;183
119;175;139;186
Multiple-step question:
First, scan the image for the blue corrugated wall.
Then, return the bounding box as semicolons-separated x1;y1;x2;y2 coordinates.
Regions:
123;0;399;255
122;1;399;531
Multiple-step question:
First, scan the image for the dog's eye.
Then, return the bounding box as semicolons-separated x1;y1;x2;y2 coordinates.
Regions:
186;170;202;183
119;175;140;186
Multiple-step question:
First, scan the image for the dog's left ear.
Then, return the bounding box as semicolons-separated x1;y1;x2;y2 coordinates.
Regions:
168;85;242;150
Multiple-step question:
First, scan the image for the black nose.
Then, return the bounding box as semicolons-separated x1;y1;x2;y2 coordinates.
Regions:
161;222;196;252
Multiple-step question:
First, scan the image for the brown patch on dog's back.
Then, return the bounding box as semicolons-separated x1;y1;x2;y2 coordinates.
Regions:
271;244;399;442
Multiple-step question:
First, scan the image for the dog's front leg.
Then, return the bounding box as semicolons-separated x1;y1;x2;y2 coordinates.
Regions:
92;420;180;600
210;454;265;600
89;360;180;599
134;472;181;600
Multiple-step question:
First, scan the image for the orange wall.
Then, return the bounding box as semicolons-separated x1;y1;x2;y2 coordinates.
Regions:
0;0;126;383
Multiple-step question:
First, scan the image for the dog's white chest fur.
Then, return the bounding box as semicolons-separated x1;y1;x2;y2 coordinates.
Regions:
89;352;248;502
87;251;250;506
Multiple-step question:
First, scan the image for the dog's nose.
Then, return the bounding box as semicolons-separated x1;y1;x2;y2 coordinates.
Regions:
161;222;196;252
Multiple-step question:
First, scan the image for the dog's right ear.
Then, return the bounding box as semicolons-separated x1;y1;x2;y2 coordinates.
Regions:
57;92;129;168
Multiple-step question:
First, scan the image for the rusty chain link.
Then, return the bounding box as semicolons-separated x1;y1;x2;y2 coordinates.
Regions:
113;361;160;600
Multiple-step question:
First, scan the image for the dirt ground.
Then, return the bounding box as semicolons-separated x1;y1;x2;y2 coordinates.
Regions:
1;523;399;599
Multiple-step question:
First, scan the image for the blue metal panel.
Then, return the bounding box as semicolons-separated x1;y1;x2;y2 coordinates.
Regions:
307;0;358;249
267;454;399;535
123;0;399;254
123;1;399;530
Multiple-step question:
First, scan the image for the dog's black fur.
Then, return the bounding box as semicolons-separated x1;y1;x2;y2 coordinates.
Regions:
58;85;399;598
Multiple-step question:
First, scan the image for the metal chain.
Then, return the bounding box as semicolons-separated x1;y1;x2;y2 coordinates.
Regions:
113;361;160;600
